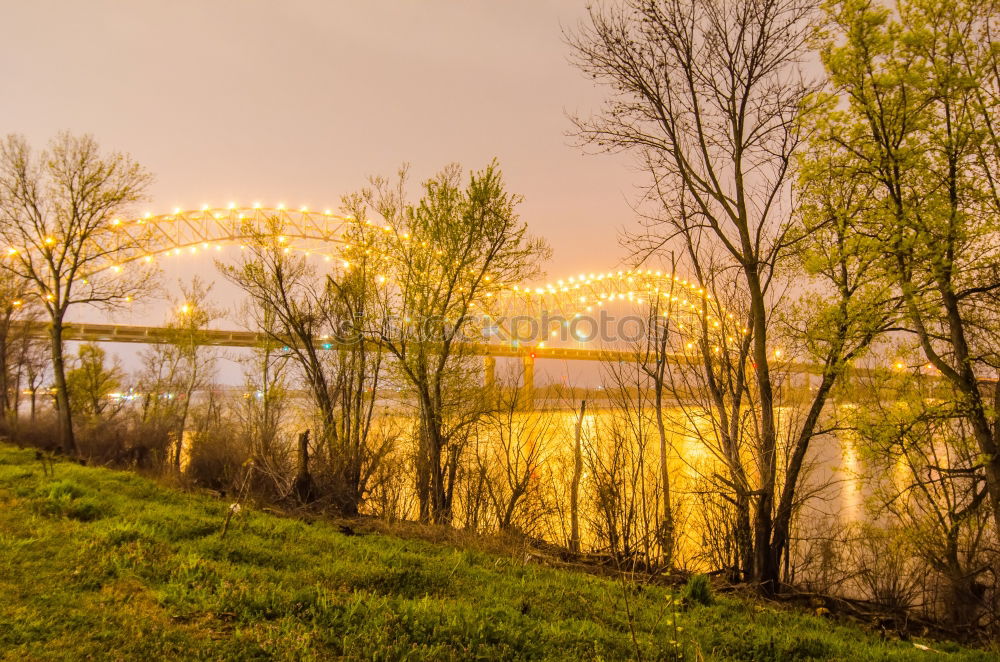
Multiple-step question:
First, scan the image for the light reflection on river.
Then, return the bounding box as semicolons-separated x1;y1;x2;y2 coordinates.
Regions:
363;402;870;569
184;397;871;571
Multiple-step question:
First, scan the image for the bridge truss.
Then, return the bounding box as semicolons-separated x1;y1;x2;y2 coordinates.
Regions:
11;204;740;363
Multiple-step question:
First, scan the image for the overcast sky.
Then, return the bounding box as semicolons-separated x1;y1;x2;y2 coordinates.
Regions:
1;0;638;314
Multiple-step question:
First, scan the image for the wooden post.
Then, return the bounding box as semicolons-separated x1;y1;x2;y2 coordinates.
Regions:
292;429;315;503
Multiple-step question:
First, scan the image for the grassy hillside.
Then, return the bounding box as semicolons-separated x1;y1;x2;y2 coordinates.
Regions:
0;444;992;661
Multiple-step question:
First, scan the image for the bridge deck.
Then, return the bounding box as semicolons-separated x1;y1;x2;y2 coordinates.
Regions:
12;321;656;363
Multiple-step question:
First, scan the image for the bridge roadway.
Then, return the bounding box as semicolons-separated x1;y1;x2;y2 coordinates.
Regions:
11;321;680;396
21;321;944;404
15;321;860;401
13;320;649;363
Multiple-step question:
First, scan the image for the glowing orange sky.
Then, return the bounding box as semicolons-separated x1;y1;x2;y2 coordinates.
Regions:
1;0;638;300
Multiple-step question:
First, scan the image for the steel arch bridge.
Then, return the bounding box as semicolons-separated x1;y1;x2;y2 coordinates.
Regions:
5;203;754;400
101;205;351;268
95;205;731;335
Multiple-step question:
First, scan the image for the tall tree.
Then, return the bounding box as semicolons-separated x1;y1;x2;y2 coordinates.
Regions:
817;0;1000;537
0;133;152;454
346;162;549;524
166;277;221;469
569;0;890;592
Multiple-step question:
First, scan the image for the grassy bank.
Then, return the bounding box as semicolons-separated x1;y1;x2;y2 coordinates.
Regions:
0;444;992;661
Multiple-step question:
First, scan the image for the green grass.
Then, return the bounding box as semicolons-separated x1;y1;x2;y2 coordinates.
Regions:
0;444;993;661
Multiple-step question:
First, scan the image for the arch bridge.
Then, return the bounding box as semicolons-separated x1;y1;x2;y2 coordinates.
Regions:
94;204;731;330
13;204;743;399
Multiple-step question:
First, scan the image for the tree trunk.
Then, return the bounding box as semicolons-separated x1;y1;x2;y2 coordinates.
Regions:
49;322;76;455
429;425;446;523
746;268;778;594
654;387;674;567
0;312;11;420
770;370;839;589
963;405;1000;541
417;391;452;525
174;368;197;471
570;399;585;553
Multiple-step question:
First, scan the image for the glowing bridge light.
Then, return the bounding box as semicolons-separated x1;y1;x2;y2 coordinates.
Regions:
58;203;727;354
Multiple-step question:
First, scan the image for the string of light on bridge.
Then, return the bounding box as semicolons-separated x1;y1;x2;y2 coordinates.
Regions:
4;203;756;355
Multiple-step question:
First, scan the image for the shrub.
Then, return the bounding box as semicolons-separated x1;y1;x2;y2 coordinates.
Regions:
48;480;85;500
3;414;61;452
682;574;714;607
37;481;110;521
185;426;250;491
66;497;107;521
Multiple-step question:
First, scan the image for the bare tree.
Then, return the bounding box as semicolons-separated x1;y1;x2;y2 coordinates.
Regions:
477;369;559;534
567;0;818;590
587;362;660;567
240;346;290;461
165;277;221;469
0;133;153;454
568;0;893;593
221;216;387;514
235;344;294;498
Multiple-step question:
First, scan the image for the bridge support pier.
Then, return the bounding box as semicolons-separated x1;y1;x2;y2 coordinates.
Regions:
521;354;534;410
483;356;496;391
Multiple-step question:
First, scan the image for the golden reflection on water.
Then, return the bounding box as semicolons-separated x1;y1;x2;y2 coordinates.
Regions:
839;435;863;522
184;402;869;563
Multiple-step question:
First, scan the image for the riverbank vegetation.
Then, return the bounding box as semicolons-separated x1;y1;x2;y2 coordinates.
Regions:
2;444;994;661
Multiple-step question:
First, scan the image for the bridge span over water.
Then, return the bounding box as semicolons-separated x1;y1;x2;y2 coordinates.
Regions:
12;320;686;395
7;204;794;398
